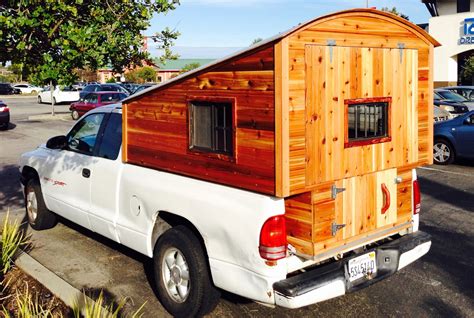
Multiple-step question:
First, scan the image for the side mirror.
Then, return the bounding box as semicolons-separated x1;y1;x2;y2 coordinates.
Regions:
46;135;67;150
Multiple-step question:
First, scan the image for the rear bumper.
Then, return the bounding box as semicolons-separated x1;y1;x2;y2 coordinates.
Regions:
273;231;431;309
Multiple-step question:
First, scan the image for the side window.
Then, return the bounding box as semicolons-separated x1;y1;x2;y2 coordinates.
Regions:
189;101;233;156
345;97;391;147
97;113;122;160
67;113;105;155
85;94;98;104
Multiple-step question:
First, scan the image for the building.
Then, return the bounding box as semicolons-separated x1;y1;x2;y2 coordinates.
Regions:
423;0;474;86
155;59;214;82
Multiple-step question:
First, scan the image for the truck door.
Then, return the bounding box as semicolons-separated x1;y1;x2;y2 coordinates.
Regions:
41;113;106;229
88;112;123;241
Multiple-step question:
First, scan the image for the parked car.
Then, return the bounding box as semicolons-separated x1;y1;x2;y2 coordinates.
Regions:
13;83;41;94
132;84;154;95
440;86;474;101
69;91;128;120
37;86;80;104
0;83;20;95
80;84;129;99
0;100;10;129
434;105;451;122
434;88;474;110
433;111;474;164
434;92;469;118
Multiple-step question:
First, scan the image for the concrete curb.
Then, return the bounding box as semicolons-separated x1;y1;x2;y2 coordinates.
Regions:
14;250;110;315
28;113;72;121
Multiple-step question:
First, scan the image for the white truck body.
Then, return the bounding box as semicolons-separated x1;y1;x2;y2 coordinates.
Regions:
19;105;431;310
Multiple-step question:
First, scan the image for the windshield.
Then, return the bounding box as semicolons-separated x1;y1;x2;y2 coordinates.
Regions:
437;90;467;102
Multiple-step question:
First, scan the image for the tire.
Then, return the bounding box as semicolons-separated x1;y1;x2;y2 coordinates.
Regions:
25;179;57;230
433;139;455;165
37;96;42;104
153;225;220;317
71;110;80;120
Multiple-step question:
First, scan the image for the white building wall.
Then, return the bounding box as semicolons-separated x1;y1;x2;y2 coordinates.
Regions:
429;11;474;84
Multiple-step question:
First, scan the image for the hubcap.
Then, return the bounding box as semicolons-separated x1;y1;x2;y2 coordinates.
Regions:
26;188;38;223
433;143;450;163
162;247;190;303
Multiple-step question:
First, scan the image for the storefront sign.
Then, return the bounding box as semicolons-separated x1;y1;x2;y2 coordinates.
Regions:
460;18;474;45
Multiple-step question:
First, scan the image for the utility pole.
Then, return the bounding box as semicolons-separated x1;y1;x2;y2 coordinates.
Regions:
366;0;369;8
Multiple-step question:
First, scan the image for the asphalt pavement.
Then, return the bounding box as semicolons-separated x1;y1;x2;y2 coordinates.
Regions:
0;96;473;317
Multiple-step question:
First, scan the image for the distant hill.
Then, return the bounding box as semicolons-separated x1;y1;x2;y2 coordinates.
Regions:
154;58;215;70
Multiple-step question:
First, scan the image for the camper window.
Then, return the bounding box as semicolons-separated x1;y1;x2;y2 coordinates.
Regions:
345;97;391;147
189;101;233;156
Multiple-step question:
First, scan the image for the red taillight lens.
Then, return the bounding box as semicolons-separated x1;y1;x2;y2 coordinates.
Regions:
259;215;287;261
413;179;421;214
0;106;8;112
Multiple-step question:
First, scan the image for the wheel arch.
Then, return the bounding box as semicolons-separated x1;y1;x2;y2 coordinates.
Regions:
21;166;40;186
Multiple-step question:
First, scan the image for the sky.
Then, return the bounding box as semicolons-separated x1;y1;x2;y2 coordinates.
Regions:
147;0;432;58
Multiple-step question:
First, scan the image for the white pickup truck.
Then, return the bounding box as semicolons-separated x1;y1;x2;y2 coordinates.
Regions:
20;104;432;317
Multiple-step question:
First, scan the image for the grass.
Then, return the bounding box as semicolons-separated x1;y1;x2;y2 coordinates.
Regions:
73;292;145;318
2;284;54;318
1;211;29;274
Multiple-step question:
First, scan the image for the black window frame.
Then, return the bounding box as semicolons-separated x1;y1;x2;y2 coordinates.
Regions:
458;0;470;13
345;97;391;148
188;100;234;157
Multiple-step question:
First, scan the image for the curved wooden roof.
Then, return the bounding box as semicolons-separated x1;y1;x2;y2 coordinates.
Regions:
124;8;440;103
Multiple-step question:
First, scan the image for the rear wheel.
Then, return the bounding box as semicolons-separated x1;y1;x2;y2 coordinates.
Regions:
433;139;455;165
71;110;80;120
153;225;220;317
25;179;57;230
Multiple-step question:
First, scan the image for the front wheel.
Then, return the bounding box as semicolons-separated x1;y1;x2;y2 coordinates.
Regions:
71;110;80;120
433;139;455;165
153;225;220;317
25;179;57;230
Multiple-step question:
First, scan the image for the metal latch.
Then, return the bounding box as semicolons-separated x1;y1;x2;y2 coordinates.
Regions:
331;222;346;236
331;185;346;199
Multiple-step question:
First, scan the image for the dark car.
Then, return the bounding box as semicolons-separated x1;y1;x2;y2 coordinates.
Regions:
0;100;10;129
434;88;474;110
0;83;20;95
433;111;474;165
70;91;128;120
440;86;474;101
434;91;469;118
80;84;129;99
132;84;155;95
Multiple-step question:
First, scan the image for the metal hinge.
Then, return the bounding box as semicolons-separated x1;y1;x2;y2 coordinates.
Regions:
327;39;336;63
331;185;346;199
331;222;346;236
397;43;405;63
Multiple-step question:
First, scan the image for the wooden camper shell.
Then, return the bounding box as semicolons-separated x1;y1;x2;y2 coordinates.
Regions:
122;8;440;199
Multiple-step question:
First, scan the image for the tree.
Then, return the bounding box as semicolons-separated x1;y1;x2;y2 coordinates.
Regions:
0;1;180;114
180;63;201;74
125;66;157;83
381;7;409;21
461;54;474;84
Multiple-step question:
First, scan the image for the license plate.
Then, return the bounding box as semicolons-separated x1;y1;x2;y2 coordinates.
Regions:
347;251;377;282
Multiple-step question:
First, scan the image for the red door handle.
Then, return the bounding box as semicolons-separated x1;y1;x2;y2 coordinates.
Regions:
381;183;391;214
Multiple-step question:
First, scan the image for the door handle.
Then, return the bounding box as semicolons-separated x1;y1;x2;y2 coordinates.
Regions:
381;183;390;214
82;168;91;178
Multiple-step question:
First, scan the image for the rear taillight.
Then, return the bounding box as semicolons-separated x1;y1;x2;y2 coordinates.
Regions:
259;215;287;261
0;106;8;112
413;179;421;214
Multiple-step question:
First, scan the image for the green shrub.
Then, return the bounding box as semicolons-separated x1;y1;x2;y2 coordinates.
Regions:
1;285;53;318
73;291;145;318
1;212;29;274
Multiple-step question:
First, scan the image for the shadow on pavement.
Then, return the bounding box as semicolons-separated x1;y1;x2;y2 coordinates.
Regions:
418;176;474;212
1;122;17;131
0;164;22;211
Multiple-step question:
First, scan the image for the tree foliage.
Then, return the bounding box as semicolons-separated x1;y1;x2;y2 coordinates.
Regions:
250;38;263;46
125;66;157;83
461;54;474;82
381;7;409;21
0;0;180;86
180;62;201;74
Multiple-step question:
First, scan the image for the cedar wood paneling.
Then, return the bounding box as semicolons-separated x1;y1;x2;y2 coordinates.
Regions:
124;47;276;194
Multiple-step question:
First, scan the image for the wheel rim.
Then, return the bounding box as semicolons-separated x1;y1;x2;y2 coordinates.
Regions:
162;247;190;303
26;188;38;223
433;142;450;163
72;111;79;120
